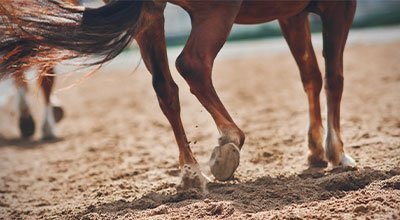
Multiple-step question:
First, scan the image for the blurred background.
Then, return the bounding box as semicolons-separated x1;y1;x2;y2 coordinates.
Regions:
163;0;400;46
82;0;400;46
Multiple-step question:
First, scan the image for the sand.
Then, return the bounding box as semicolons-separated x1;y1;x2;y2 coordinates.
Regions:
0;40;399;219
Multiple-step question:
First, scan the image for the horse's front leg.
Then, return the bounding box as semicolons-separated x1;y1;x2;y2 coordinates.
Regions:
175;1;244;181
135;8;208;190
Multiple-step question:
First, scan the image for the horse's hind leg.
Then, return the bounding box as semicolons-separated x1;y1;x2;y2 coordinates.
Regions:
135;5;207;190
14;71;35;138
279;12;327;168
175;2;243;181
38;66;63;140
321;1;356;166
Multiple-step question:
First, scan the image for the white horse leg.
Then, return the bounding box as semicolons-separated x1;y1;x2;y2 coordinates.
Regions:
38;67;60;140
17;85;35;138
41;103;58;140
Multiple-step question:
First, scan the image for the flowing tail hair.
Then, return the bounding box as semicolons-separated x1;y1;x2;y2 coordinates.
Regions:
0;0;144;77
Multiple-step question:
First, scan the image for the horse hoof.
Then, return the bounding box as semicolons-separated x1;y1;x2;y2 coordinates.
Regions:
308;154;328;168
179;164;209;192
19;115;35;138
52;105;64;123
209;143;240;181
339;153;356;167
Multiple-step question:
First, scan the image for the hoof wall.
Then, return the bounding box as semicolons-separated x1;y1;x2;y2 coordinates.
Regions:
19;115;35;138
209;143;240;181
52;106;64;123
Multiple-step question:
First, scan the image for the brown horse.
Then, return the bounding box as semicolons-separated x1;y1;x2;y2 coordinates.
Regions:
0;0;357;189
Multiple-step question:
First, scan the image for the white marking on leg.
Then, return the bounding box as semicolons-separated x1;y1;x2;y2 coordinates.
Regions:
325;127;340;161
218;128;242;147
326;124;356;167
17;87;30;116
340;153;356;167
50;95;61;106
42;104;58;139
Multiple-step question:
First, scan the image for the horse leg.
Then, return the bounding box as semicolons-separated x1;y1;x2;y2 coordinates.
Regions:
279;13;327;167
38;66;63;140
175;2;244;181
14;71;35;138
135;6;207;190
321;1;356;166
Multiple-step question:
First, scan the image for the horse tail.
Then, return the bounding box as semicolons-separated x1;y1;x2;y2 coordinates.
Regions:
0;41;39;80
0;0;144;75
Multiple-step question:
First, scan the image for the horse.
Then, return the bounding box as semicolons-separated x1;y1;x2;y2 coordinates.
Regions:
12;59;64;140
1;0;85;140
0;0;357;189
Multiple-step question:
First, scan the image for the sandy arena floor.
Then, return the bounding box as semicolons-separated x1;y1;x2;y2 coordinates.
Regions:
0;37;399;219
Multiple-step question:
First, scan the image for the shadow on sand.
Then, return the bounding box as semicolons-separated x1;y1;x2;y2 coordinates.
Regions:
0;137;64;148
75;166;400;218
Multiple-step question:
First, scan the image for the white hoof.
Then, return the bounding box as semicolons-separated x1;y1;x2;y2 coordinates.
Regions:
209;143;240;181
179;164;210;192
339;153;356;167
